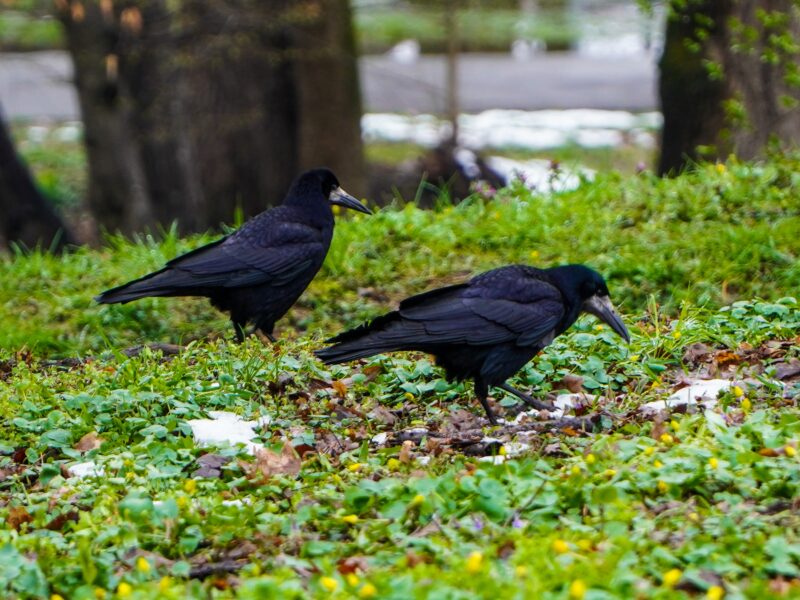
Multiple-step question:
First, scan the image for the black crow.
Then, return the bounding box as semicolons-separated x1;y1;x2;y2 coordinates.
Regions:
96;168;371;342
316;264;629;424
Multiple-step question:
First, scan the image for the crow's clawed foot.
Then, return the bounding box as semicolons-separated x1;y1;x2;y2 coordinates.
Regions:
497;383;556;412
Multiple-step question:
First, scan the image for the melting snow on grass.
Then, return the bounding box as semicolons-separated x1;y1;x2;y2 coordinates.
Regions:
187;411;272;455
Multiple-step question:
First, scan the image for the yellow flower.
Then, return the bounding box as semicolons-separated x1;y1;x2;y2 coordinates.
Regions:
629;354;640;362
570;465;581;476
670;420;680;431
672;331;681;339
410;494;425;507
643;446;655;456
515;565;529;577
577;539;592;551
135;556;150;573
346;573;360;587
125;471;135;480
741;397;752;411
529;250;540;260
688;512;700;523
342;514;359;525
660;433;674;444
386;458;401;470
662;568;682;587
708;457;719;469
552;539;570;554
117;582;132;598
732;385;744;397
158;577;171;592
320;576;338;592
585;453;596;465
715;162;726;174
466;551;483;574
657;480;669;493
94;589;106;600
498;445;507;456
359;583;378;598
569;579;587;599
707;585;725;600
176;495;188;509
785;445;797;458
654;460;664;468
404;392;415;401
348;463;362;472
603;469;616;478
51;595;65;600
183;479;197;494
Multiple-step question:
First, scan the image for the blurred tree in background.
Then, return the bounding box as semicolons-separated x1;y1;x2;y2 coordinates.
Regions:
56;0;364;236
659;0;800;174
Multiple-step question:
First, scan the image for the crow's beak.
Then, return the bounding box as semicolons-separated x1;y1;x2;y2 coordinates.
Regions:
330;187;372;214
583;294;630;343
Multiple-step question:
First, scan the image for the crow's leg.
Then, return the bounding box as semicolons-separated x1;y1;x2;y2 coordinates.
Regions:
232;321;247;343
252;328;277;344
497;382;555;411
474;378;498;425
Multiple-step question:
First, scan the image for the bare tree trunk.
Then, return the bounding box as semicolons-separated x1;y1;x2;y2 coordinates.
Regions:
57;0;365;236
659;0;800;174
0;110;74;252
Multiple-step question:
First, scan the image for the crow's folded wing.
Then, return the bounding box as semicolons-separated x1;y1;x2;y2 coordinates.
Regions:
166;222;322;288
397;276;565;347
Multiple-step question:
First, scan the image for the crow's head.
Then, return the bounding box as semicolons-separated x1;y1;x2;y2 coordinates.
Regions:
303;168;371;215
551;265;630;342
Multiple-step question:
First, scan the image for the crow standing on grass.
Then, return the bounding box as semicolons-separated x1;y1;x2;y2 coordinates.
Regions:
316;264;630;424
97;169;371;342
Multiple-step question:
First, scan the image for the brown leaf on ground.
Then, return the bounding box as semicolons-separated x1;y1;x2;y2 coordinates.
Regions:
368;405;397;426
75;432;104;453
651;413;667;442
332;380;348;398
399;440;415;464
559;374;585;393
713;350;740;368
775;359;800;381
7;506;32;531
682;343;713;366
245;443;301;479
337;556;370;574
45;511;79;531
759;447;781;457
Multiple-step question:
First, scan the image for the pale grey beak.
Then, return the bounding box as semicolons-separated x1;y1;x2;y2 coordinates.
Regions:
583;294;630;342
330;187;372;214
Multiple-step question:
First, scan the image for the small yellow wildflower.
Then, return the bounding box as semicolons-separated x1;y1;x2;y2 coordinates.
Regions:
660;433;674;444
688;512;700;522
629;354;640;362
466;551;483;574
552;539;570;554
342;514;359;525
346;573;360;587
183;479;197;494
715;163;726;174
643;446;655;456
672;331;681;340
654;460;664;468
732;385;744;398
594;324;604;331
515;565;529;577
117;582;132;598
158;577;171;592
577;539;592;551
125;471;135;480
498;445;507;456
569;579;587;599
348;463;362;472
51;595;65;600
785;445;797;458
670;420;680;431
387;458;401;470
657;480;669;493
708;457;719;469
320;576;338;592
529;250;540;260
410;494;425;507
570;465;581;476
251;564;262;576
359;583;378;598
707;585;725;600
662;568;682;587
135;556;150;573
176;495;188;509
404;392;415;401
585;453;596;465
603;469;616;478
94;588;106;600
741;397;752;411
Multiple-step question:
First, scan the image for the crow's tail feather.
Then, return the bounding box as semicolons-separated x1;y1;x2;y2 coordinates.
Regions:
315;311;416;364
95;268;183;304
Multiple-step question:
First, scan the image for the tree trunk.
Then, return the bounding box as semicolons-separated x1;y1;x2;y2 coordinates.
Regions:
659;0;800;175
57;0;365;236
0;109;74;253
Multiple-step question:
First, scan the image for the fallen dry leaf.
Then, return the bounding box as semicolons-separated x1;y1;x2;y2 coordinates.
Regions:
332;380;348;398
7;506;32;531
245;443;301;479
399;440;415;464
75;432;104;453
559;374;584;393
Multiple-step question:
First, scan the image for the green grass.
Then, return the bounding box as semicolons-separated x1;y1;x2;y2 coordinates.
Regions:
1;155;800;598
0;11;63;51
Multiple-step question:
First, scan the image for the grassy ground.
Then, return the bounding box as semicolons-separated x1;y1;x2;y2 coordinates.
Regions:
1;155;799;598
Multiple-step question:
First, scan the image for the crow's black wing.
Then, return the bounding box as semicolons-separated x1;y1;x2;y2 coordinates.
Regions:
397;272;565;347
165;220;323;288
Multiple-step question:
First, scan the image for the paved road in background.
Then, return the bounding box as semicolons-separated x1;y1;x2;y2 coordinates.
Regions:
0;50;657;121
